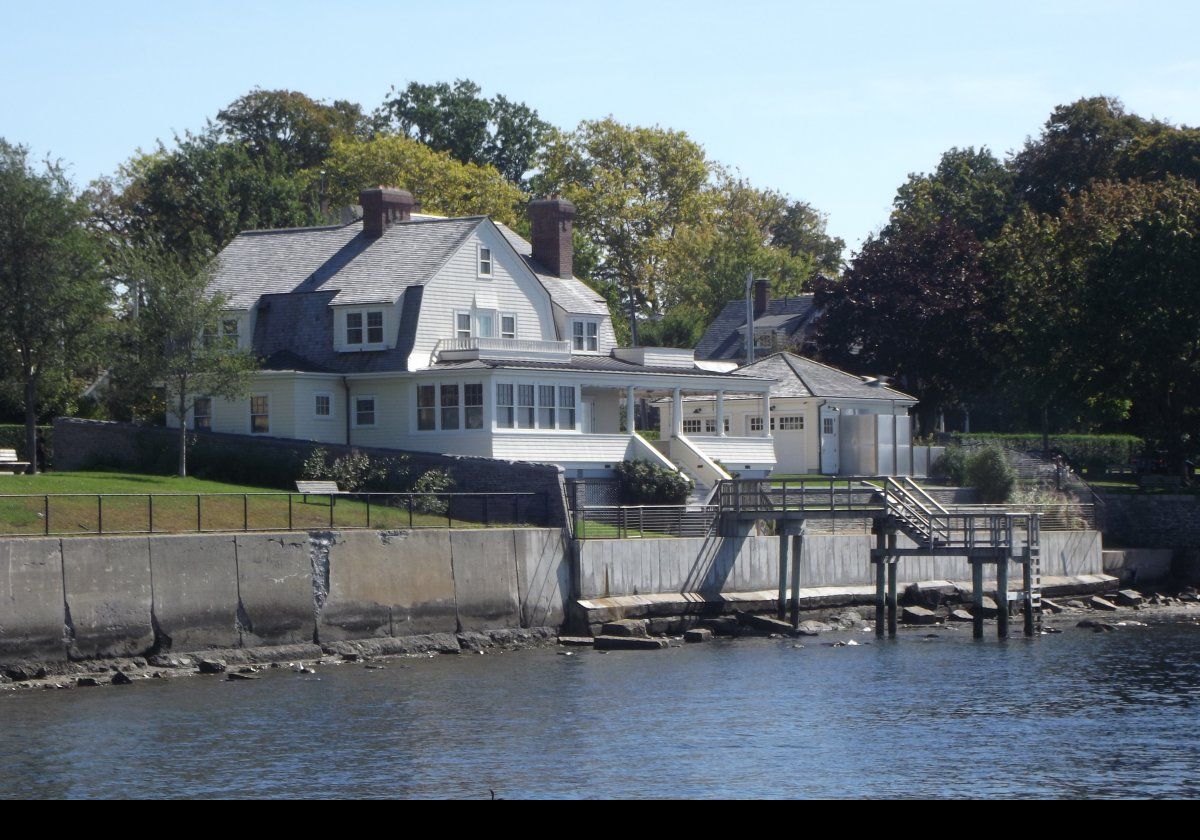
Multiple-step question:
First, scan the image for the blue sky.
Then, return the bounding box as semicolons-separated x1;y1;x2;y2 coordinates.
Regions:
3;1;1198;249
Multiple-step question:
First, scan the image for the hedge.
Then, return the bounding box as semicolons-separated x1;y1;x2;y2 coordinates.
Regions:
0;424;53;467
954;433;1144;474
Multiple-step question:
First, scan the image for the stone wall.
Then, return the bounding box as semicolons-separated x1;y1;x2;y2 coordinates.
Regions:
52;418;569;528
0;527;569;667
1098;492;1200;550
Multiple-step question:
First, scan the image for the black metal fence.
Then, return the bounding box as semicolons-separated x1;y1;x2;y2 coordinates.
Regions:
0;491;549;537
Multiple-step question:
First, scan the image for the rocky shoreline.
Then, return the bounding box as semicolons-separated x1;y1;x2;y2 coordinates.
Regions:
4;588;1197;693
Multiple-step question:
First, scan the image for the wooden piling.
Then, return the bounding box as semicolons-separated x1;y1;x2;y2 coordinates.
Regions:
777;523;790;620
874;531;886;638
789;524;805;628
972;560;984;640
1022;552;1035;637
997;554;1009;639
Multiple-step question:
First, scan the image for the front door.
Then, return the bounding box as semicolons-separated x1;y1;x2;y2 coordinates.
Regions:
820;407;839;474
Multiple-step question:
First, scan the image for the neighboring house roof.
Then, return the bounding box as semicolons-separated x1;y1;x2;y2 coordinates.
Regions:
733;352;916;401
494;223;611;317
210;217;485;308
695;295;818;361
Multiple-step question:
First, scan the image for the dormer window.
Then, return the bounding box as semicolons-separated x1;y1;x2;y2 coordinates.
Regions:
478;246;493;277
346;309;386;348
572;319;599;352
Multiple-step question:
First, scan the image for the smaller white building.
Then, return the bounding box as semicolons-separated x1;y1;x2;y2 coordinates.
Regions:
658;352;931;476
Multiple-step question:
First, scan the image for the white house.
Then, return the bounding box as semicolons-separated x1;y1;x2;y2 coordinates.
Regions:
658;352;930;476
185;188;778;492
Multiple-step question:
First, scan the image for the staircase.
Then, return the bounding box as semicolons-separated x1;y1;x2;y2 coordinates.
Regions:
880;477;952;548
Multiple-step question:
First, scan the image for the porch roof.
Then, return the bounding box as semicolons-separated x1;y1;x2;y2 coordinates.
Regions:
427;357;775;390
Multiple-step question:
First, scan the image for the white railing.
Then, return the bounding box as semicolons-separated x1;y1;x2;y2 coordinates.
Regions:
435;337;572;360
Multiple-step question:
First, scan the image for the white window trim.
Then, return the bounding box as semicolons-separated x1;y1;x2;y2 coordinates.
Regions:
570;318;601;353
343;307;388;349
478;244;493;278
492;379;581;433
313;391;333;421
413;381;489;433
353;394;378;428
500;312;518;339
249;394;270;435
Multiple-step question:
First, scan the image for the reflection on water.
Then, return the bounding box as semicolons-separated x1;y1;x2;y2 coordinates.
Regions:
3;622;1199;799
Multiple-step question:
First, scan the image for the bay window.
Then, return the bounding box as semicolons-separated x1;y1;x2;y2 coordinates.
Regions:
464;384;484;429
558;386;576;430
417;385;436;430
496;384;515;428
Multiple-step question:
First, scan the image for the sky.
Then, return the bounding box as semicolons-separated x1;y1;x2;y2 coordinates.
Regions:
3;0;1199;251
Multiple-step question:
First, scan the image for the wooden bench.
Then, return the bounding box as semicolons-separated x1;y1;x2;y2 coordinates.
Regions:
295;480;344;504
0;449;30;475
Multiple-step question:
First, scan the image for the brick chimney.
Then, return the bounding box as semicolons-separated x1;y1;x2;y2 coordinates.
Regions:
754;277;770;318
528;196;576;278
360;187;416;238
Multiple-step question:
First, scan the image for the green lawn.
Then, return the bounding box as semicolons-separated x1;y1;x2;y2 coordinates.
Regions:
0;471;537;536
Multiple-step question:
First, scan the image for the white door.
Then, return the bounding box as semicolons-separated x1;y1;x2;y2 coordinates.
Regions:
820;407;839;474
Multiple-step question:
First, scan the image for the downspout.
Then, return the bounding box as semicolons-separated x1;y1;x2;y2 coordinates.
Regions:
342;376;352;446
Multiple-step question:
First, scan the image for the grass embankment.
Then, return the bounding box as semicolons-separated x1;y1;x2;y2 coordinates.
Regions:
0;471;534;536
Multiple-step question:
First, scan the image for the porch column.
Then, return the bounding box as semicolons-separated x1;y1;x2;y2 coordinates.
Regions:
625;385;635;434
716;390;726;437
761;389;772;437
672;388;683;437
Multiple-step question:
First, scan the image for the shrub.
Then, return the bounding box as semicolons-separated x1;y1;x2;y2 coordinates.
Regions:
614;459;691;505
966;446;1016;503
301;447;411;492
411;468;454;514
954;433;1144;475
930;445;969;485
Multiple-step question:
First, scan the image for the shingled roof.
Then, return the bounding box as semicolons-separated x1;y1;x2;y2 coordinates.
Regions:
695;295;818;361
209;216;486;309
494;223;610;316
733;352;916;401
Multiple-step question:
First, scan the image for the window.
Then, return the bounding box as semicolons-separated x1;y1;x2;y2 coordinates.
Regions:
500;314;517;339
367;311;384;345
749;417;775;433
346;312;363;345
558;386;576;430
477;312;495;338
683;419;702;434
704;418;716;434
355;396;376;427
517;384;535;429
455;312;472;339
221;319;240;347
779;416;804;431
346;310;385;346
193;397;212;431
823;417;835;435
250;395;269;434
537;385;556;429
314;393;332;420
440;384;460;430
464;384;484;430
571;320;599;351
497;384;515;428
479;246;493;276
417;385;436;430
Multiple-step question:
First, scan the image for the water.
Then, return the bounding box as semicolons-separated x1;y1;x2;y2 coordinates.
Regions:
4;621;1200;799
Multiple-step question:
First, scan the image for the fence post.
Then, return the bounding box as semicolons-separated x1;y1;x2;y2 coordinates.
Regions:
329;494;335;529
288;493;293;531
148;495;153;534
483;494;489;528
447;495;452;529
366;494;371;530
196;494;202;533
408;494;414;529
43;495;49;536
243;494;248;532
97;496;103;535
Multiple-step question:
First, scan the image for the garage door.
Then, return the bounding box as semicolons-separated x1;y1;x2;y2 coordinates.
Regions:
773;415;807;473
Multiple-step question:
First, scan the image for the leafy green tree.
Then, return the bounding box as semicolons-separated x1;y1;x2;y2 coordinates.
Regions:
1118;125;1200;183
374;79;550;183
888;146;1015;241
216;88;368;172
1010;96;1156;214
994;177;1200;454
813;219;998;426
116;243;259;476
770;199;845;275
534;118;714;342
315;134;526;226
0;141;112;471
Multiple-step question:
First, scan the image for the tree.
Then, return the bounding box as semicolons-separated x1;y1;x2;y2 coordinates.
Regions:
1010;96;1155;215
0;140;111;471
215;88;368;172
117;243;258;476
374;79;550;183
993;177;1200;454
813;219;998;425
534;118;714;342
888;146;1015;241
315;135;526;226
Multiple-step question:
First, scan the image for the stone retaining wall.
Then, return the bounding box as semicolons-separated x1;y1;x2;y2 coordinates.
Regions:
1098;492;1200;550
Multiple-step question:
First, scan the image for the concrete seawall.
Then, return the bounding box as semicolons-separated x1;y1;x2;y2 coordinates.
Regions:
0;528;569;667
576;530;1106;600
